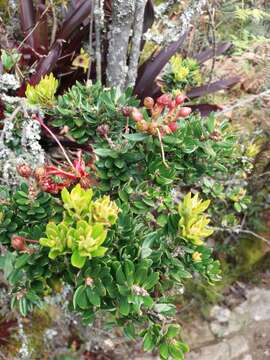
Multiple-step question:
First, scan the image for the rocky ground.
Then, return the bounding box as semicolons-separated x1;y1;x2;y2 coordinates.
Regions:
184;286;270;360
133;285;270;360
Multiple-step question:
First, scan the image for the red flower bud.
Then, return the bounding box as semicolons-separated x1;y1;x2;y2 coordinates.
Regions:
131;109;144;123
175;95;186;106
143;97;155;109
11;235;27;252
168;100;176;110
168;122;179;132
17;164;32;178
176;107;192;118
156;94;171;106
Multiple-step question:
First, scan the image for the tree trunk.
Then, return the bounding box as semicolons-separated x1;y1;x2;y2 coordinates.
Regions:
106;0;135;89
125;0;147;89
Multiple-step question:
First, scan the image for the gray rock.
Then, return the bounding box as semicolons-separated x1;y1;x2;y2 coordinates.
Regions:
186;335;249;360
182;320;215;348
210;306;232;323
227;335;249;358
241;355;253;360
210;288;270;338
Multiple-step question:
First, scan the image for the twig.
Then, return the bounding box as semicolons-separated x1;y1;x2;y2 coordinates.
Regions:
32;115;76;172
94;0;102;83
213;226;270;246
50;0;58;47
18;4;51;50
157;128;169;168
215;88;270;117
206;2;216;87
87;0;95;81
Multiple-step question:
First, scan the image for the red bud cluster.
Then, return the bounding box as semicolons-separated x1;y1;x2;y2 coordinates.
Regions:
11;235;27;252
130;93;191;137
17;164;32;178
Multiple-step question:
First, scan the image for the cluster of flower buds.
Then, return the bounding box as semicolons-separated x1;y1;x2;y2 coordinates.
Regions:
17;164;32;178
17;151;95;195
36;152;96;194
129;94;192;137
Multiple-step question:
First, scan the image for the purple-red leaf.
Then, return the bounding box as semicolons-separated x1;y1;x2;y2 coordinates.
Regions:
29;39;63;85
19;0;37;49
193;42;232;64
187;77;241;98
188;104;223;117
143;0;155;34
35;2;49;53
134;32;188;99
57;0;92;41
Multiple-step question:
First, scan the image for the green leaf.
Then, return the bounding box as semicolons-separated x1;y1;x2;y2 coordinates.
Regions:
71;250;86;269
123;133;149;142
73;285;89;310
142;272;159;290
114;159;125;169
94;148;118;158
86;287;101;307
143;332;155;352
124;260;135;286
166;324;181;338
159;343;169;359
91;246;107;257
168;344;184;360
123;323;136;340
19;297;28;317
119;297;130;316
15;254;30;269
117;284;130;296
234;202;242;213
154;303;176;316
116;265;126;285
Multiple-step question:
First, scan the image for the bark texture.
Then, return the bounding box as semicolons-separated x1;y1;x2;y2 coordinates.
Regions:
94;0;104;83
106;0;135;89
125;0;147;88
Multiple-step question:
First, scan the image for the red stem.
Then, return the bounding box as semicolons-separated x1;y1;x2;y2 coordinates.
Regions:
32;115;77;173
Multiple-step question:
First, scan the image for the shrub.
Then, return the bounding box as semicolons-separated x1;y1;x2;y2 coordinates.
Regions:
0;84;262;359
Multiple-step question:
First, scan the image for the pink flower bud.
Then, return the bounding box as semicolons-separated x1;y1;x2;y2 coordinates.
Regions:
156;94;171;106
131;109;144;122
168;100;176;110
175;95;186;106
176;107;192;118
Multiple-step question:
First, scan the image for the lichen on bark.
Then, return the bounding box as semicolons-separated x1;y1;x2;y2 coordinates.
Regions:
126;0;148;88
106;0;135;90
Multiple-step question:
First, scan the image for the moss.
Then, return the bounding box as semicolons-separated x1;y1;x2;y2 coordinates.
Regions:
236;237;266;273
24;307;53;359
